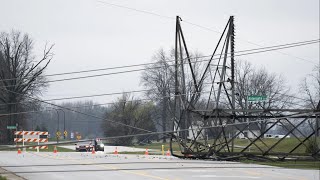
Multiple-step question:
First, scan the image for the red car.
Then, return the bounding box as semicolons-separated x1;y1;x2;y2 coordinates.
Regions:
75;142;93;152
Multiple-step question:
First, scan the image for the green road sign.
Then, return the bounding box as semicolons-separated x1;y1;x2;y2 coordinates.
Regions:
7;126;16;129
248;95;267;102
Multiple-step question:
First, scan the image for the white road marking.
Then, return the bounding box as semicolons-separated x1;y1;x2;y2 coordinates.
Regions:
153;169;216;172
192;175;260;178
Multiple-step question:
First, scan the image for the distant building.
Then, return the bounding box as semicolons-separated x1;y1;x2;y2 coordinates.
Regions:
264;134;290;138
188;122;205;140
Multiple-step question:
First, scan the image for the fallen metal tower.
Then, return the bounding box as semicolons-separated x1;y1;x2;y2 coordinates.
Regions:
170;16;320;161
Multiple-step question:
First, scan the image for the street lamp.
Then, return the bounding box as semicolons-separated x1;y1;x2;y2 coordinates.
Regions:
58;109;66;139
53;109;60;143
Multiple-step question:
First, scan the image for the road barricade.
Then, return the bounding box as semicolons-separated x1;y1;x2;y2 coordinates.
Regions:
14;131;49;152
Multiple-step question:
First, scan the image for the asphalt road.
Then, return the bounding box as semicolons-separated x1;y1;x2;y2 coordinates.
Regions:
0;151;319;180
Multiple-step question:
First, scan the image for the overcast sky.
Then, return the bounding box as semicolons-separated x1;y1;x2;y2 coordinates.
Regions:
1;0;319;104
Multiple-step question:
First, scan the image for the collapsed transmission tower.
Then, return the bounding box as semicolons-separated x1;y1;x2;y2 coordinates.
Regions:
169;16;320;161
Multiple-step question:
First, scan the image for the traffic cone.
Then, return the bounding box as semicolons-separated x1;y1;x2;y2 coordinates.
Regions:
92;147;96;154
114;147;118;155
53;145;58;153
145;148;149;155
17;148;22;154
166;149;170;156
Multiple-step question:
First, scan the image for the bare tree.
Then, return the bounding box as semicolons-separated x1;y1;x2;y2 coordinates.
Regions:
300;65;320;109
141;49;174;142
102;93;156;145
300;65;320;136
0;30;53;143
141;48;207;142
235;60;292;133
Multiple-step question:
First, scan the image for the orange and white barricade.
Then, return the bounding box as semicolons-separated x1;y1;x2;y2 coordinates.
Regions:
14;131;49;152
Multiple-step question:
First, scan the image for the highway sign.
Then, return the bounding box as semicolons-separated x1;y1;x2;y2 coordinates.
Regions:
248;95;267;102
64;130;68;136
7;126;16;129
56;131;61;137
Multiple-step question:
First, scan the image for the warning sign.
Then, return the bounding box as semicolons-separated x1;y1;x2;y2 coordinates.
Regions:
56;131;61;138
76;135;81;140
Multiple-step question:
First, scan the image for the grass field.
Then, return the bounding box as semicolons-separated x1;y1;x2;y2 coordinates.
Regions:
133;143;179;152
133;138;319;153
25;145;74;152
0;144;74;152
114;151;163;155
132;138;320;169
231;138;314;153
241;160;320;170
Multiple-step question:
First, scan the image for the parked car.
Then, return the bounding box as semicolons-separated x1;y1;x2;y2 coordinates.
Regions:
75;142;93;152
75;140;105;152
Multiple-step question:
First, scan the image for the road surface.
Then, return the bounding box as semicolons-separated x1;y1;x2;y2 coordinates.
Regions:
60;145;151;153
0;151;319;180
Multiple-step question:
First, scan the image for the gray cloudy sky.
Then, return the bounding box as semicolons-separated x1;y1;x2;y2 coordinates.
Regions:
1;0;319;104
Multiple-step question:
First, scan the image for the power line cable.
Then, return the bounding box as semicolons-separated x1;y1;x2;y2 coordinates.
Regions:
0;81;310;109
0;88;309;119
0;100;307;120
96;0;318;65
3;111;319;150
0;86;154;133
0;89;220;116
97;1;174;20
182;20;319;65
0;76;312;108
0;43;316;129
1;110;318;150
0;39;318;87
44;40;320;83
0;39;318;83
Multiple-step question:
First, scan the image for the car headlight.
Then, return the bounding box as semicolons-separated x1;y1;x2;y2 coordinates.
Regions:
100;144;104;147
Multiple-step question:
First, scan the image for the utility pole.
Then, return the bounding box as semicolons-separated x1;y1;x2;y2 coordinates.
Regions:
317;56;320;137
54;109;60;143
59;109;66;139
171;15;180;156
230;16;235;153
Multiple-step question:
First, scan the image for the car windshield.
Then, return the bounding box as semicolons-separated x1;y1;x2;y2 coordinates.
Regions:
76;142;91;146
